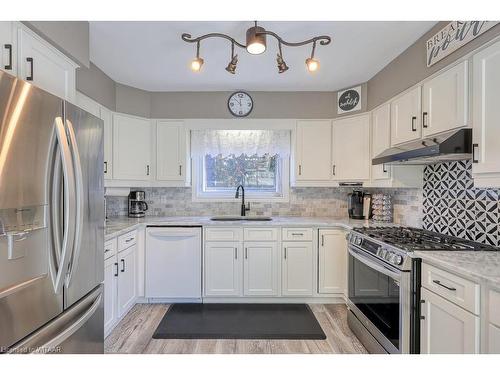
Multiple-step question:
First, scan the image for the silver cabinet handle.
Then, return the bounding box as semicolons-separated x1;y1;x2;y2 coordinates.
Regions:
432;279;456;291
472;144;479;163
245;247;248;259
321;235;324;247
291;233;304;236
121;259;125;273
26;57;34;80
104;161;108;174
383;164;388;173
146;165;150;176
234;247;237;259
332;165;336;176
125;238;134;243
179;165;182;176
284;247;287;259
298;165;302;175
114;263;118;277
4;44;13;70
104;248;111;253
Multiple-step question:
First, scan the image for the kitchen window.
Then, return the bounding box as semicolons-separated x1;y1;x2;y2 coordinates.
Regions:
191;130;290;202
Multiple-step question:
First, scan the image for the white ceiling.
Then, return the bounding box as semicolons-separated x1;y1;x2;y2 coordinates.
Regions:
89;21;436;92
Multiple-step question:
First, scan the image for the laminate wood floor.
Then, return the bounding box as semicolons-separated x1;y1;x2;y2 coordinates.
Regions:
104;304;367;354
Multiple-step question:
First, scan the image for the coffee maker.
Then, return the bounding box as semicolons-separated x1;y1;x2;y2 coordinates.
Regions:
348;190;372;220
128;191;148;218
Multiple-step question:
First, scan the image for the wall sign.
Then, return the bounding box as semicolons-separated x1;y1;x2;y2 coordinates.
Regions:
337;86;361;114
426;21;499;67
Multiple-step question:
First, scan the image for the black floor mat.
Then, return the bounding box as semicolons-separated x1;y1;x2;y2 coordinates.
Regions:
152;303;326;340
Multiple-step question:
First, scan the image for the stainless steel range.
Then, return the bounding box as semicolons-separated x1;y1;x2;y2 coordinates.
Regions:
346;226;498;354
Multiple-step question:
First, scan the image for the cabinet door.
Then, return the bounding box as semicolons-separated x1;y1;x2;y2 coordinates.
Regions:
156;121;186;181
420;288;479;354
243;242;278;296
332;114;371;181
318;230;347;294
204;242;241;296
104;256;118;336
296;120;332;181
112;113;151;180
117;245;137;317
282;242;313;296
472;40;500;186
0;22;17;76
371;103;391;180
100;107;113;179
17;27;76;101
422;61;468;137
488;324;500;354
390;86;421;146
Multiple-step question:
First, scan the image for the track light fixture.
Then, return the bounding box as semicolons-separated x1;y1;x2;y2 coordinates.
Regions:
276;42;289;73
190;41;204;72
181;21;331;74
225;42;238;74
305;41;319;72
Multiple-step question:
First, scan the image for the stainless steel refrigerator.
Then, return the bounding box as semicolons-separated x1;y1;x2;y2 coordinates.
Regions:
0;70;104;354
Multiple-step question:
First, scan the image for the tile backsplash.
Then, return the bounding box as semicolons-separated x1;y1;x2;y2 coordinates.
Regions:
106;186;423;227
423;160;499;246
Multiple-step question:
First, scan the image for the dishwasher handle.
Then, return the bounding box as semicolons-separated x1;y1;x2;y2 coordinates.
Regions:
147;230;199;239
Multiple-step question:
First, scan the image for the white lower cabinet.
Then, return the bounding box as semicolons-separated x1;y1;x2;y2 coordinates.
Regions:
282;242;313;296
117;244;138;317
420;287;479;354
243;242;279;296
204;242;241;297
488;324;500;354
318;229;347;294
104;256;118;336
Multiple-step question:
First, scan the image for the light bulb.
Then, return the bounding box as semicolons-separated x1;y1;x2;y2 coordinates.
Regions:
191;57;204;72
246;41;266;55
306;58;319;72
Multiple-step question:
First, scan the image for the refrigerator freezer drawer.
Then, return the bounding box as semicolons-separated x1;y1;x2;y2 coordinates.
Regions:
9;284;104;354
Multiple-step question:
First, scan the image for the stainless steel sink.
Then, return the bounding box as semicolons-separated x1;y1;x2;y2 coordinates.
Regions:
210;216;272;221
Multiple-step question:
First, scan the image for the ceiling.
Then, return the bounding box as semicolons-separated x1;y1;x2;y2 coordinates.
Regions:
89;21;436;92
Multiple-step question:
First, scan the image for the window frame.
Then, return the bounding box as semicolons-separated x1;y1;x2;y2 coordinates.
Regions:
192;154;290;203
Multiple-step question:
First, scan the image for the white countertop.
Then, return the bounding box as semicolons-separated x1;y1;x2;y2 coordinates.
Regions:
104;216;383;240
414;250;500;288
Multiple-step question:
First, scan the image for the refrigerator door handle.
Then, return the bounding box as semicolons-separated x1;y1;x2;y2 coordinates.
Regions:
64;119;84;288
51;117;77;294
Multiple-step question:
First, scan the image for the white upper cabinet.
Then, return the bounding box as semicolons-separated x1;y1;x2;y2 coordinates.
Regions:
156;121;187;182
422;61;468;138
100;107;113;179
390;86;421;146
17;26;77;102
332;114;371;182
472;40;500;187
371;103;391;181
295;120;332;183
112;113;152;181
0;22;17;76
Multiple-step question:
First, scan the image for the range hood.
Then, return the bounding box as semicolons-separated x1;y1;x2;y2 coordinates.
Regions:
372;128;472;165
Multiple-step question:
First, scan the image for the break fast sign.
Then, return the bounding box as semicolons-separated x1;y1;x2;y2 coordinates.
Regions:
426;21;499;67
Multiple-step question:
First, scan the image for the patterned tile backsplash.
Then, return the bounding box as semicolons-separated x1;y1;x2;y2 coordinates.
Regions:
423;160;499;246
106;186;423;227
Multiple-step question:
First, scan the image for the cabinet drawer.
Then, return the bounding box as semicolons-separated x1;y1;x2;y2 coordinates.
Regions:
282;228;313;241
422;263;479;314
104;238;117;260
244;227;278;241
205;227;242;241
489;289;500;327
118;230;137;252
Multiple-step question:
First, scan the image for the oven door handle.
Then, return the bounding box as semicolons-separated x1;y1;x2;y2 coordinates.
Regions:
348;246;401;281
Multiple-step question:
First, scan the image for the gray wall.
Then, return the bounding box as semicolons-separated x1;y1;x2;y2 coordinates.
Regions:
115;83;152;118
23;21;90;68
367;22;500;110
76;63;116;111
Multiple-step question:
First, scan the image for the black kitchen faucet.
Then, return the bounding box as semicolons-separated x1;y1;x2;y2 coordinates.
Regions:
235;185;250;216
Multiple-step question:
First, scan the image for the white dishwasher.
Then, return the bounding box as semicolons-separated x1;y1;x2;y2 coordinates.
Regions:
145;226;202;299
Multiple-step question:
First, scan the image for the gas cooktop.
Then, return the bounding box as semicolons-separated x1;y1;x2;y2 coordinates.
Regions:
353;226;498;252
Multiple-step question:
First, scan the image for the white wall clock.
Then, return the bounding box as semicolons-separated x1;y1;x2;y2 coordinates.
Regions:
228;91;253;117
